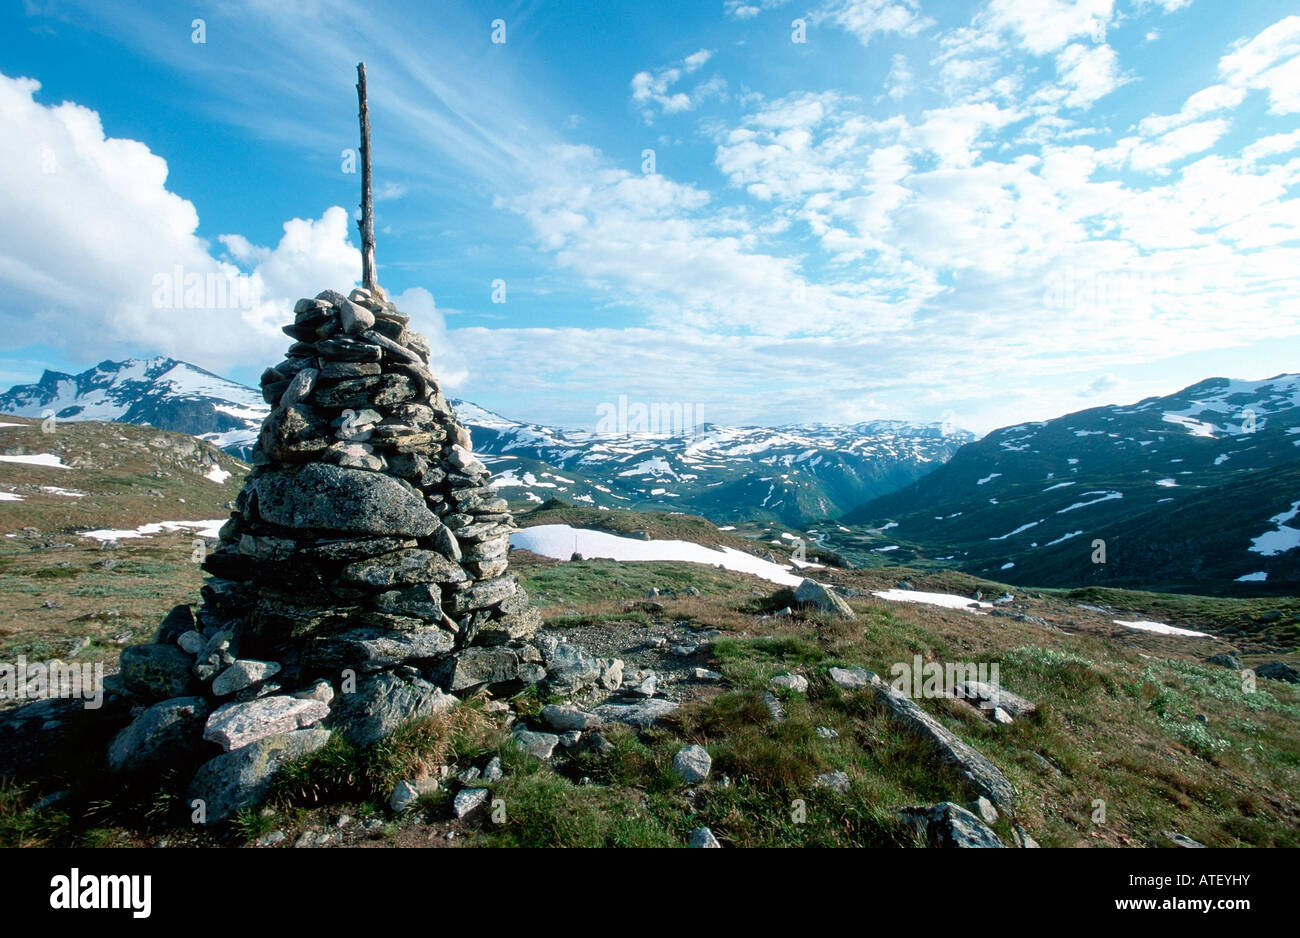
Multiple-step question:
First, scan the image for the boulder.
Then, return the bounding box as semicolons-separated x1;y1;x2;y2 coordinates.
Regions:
119;644;197;700
251;464;439;537
1254;661;1300;684
327;672;458;748
107;696;212;774
900;802;1004;848
793;578;856;618
870;675;1016;808
187;729;332;823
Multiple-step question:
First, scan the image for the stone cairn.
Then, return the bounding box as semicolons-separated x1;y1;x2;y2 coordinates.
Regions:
109;286;544;821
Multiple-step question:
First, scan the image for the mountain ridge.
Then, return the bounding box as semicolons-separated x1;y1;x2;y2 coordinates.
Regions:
0;358;971;526
833;372;1300;593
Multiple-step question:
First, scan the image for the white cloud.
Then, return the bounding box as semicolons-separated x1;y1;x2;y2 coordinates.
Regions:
723;0;788;19
982;0;1116;55
816;0;933;46
1219;15;1300;115
1051;43;1127;108
1242;129;1300;163
630;49;720;122
885;53;915;100
0;72;458;377
1137;83;1247;135
1123;118;1232;173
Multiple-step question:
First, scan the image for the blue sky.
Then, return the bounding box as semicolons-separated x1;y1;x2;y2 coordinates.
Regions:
0;0;1297;434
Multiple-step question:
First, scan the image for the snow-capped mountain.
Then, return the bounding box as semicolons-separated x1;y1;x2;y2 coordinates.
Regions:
453;400;973;525
837;374;1300;592
0;359;266;458
0;358;971;525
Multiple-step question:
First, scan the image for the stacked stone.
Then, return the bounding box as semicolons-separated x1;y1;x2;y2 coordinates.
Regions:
108;286;543;821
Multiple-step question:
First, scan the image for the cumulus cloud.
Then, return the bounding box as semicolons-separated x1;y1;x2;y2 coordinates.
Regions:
816;0;933;46
981;0;1115;55
0;72;457;378
1218;15;1300;114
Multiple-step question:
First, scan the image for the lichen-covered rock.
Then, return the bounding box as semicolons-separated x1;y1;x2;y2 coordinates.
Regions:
250;464;440;537
203;696;330;751
107;696;212;774
119;644;197;700
187;729;332;823
327;672;458;747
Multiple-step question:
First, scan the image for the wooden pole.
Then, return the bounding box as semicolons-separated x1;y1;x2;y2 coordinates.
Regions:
356;62;377;291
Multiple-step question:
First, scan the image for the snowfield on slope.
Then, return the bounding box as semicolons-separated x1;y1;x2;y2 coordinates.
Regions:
0;453;70;469
870;589;992;612
510;523;806;587
80;520;225;541
1113;619;1211;638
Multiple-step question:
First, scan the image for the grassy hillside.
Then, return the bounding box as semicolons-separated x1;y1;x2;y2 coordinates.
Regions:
3;503;1297;848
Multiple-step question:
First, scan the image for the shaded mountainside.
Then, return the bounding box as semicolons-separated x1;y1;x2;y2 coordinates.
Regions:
456;400;971;526
836;374;1300;594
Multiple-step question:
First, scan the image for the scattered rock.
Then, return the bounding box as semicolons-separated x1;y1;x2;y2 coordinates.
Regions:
540;705;602;732
592;699;680;727
1163;830;1206;848
771;673;809;693
672;744;712;784
793;578;856;618
968;796;999;825
828;667;874;690
900;802;1004;848
814;771;851;793
761;692;787;723
453;787;490;819
690;826;721;848
511;726;560;760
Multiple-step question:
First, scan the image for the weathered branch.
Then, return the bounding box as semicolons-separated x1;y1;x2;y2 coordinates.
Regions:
356;62;377;291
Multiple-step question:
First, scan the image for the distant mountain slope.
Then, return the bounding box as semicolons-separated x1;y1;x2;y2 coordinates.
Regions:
0;360;970;526
0;358;266;458
837;374;1300;592
454;400;971;525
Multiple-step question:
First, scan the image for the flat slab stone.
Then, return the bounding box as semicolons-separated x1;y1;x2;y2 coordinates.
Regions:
869;676;1016;808
204;696;330;751
250;463;439;537
593;698;680;727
